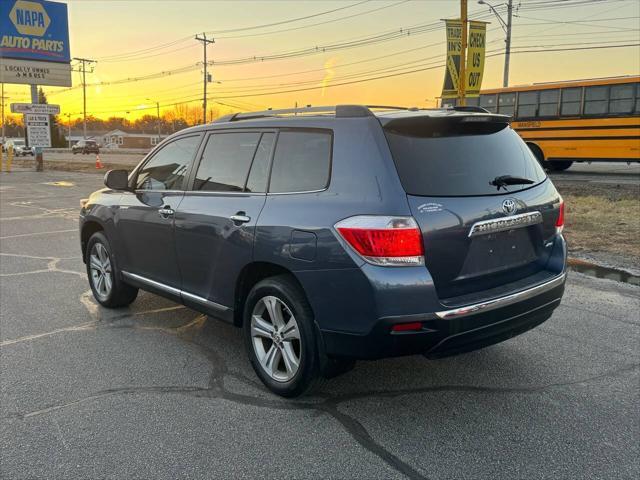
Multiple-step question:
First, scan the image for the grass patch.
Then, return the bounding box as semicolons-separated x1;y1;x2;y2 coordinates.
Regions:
563;192;640;262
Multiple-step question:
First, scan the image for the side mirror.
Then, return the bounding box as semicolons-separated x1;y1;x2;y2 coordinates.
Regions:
104;169;130;190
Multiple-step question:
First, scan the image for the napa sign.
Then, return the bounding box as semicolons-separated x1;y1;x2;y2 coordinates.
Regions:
0;0;70;63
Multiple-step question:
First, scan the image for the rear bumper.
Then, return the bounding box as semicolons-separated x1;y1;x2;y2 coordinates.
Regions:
321;272;566;360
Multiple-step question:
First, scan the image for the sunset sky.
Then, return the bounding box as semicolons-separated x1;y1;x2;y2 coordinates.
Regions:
2;0;639;121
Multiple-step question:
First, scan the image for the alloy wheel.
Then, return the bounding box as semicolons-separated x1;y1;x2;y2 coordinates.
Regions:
89;243;113;300
251;295;301;382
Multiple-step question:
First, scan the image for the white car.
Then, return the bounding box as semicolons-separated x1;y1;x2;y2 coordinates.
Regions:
6;139;34;156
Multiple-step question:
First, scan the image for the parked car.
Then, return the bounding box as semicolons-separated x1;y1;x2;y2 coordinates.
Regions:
5;139;34;156
79;105;567;397
72;139;100;155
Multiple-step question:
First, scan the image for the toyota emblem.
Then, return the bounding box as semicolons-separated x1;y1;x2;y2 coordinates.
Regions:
502;198;517;215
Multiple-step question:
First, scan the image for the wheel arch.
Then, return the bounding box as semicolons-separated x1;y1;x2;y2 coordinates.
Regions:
233;261;308;328
80;219;105;262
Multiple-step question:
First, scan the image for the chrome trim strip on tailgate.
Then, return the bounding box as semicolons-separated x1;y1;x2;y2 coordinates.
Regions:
468;211;542;237
435;272;566;319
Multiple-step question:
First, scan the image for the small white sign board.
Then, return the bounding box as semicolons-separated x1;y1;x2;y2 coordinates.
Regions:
0;58;72;87
11;103;60;115
25;114;51;148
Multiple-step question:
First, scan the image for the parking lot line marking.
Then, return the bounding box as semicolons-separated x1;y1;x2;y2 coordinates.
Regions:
0;229;77;239
0;321;97;347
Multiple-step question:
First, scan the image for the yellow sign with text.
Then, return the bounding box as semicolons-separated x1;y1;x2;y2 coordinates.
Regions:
465;21;487;97
441;20;487;99
441;19;462;99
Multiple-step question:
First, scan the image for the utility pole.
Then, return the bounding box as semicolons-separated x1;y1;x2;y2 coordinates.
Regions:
478;0;513;87
65;113;71;149
458;0;468;106
72;57;96;139
503;0;513;87
1;83;7;144
147;98;161;140
195;33;214;124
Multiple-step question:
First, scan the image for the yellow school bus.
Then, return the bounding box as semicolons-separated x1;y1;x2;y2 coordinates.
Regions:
443;76;640;171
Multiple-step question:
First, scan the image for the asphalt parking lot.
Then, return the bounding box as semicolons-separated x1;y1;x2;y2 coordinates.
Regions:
1;169;639;480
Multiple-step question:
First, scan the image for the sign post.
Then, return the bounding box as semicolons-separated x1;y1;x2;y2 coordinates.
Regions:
1;0;71;171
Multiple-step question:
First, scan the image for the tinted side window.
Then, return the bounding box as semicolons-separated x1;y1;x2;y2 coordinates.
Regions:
194;132;260;192
269;131;332;193
246;133;275;193
584;85;609;115
136;135;200;190
561;87;582;116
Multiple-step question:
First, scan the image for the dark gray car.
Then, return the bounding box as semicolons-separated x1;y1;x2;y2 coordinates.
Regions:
79;105;567;397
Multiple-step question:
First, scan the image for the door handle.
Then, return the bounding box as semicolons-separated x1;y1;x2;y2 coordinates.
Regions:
158;207;174;218
229;213;251;224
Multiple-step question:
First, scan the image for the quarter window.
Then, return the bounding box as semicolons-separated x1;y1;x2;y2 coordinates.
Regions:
584;85;609;115
609;84;635;114
194;132;261;192
269;131;332;193
561;87;582;116
136;135;200;190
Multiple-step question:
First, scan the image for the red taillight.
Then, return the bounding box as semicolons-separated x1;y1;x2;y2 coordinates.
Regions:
556;200;565;233
335;216;424;266
391;322;423;332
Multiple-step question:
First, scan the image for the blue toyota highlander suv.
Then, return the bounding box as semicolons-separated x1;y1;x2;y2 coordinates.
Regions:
79;105;567;397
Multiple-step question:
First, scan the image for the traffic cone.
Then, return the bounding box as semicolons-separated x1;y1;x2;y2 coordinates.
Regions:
95;154;104;169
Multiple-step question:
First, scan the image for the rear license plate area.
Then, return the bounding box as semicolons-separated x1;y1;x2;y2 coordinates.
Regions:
458;228;537;278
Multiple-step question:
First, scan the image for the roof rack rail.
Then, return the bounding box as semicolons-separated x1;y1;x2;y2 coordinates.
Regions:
211;104;417;123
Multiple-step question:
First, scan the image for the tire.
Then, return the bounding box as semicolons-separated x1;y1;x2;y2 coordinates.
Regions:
243;275;321;397
548;160;573;172
85;231;138;308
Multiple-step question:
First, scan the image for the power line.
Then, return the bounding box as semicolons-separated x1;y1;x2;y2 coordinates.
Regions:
204;0;370;34
212;0;412;40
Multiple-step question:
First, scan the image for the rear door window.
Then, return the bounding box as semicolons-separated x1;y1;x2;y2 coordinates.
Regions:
269;130;332;193
384;117;546;197
246;133;275;193
193;132;261;192
136;135;200;190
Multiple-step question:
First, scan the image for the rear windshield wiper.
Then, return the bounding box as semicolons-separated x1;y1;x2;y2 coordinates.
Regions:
490;175;535;191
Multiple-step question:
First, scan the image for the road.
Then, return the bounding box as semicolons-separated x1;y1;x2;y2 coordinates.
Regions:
1;169;639;480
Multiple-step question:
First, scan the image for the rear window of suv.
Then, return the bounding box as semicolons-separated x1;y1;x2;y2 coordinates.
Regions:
384;116;546;197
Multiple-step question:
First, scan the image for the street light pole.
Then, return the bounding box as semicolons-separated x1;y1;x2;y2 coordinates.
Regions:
478;0;513;87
